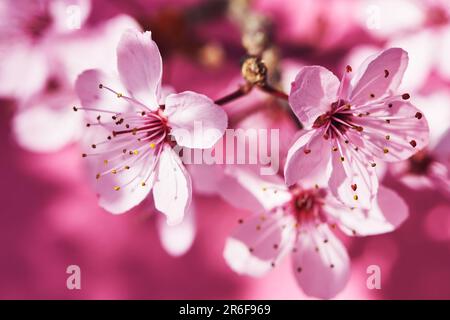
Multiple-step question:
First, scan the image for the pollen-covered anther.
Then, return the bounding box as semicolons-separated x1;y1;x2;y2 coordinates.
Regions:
410;140;417;148
116;93;123;98
383;148;389;154
95;173;101;180
113;186;120;191
150;143;156;149
141;182;146;187
133;150;139;155
353;194;358;200
103;159;108;165
111;169;117;174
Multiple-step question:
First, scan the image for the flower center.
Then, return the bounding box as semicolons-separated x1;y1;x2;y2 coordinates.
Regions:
408;150;434;175
112;109;170;147
312;100;362;139
25;13;52;39
286;186;326;225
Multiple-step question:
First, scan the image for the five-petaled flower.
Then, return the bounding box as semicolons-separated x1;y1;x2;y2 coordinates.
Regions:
223;168;408;299
75;29;227;225
284;48;429;209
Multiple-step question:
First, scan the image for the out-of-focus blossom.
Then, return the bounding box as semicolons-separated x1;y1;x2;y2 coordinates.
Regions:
223;168;408;299
389;91;450;197
75;29;227;225
284;48;429;209
356;0;450;90
12;15;140;152
0;0;91;100
253;0;361;50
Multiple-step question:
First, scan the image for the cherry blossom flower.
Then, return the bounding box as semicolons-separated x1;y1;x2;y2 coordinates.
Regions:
284;48;429;209
75;29;227;225
223;168;408;299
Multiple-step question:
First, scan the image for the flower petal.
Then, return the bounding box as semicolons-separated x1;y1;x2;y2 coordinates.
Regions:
75;69;129;114
325;187;409;236
292;224;350;299
222;166;291;212
349;48;408;105
156;201;196;256
355;100;429;162
117;29;162;109
289;66;340;129
284;130;333;186
153;145;192;226
223;212;296;277
329;136;379;210
164;91;227;149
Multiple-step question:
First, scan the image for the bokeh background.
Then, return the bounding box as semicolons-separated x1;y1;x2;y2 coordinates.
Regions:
1;0;450;299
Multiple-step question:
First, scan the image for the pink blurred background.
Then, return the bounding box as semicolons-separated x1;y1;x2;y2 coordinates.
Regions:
1;0;450;299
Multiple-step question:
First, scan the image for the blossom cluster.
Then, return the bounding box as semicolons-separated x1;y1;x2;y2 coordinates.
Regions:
1;0;449;299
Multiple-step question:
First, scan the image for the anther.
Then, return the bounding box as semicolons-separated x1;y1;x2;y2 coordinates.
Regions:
415;112;423;119
353;195;358;200
351;184;357;191
73;106;78;112
98;84;103;89
384;69;389;78
383;148;389;154
113;186;120;191
402;93;410;100
410;140;417;148
346;65;352;72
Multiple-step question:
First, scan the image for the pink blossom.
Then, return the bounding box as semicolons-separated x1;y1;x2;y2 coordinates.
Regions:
284;48;429;209
223;168;408;299
75;29;227;225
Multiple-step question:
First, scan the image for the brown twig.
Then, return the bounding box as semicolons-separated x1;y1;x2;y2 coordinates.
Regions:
214;83;254;106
